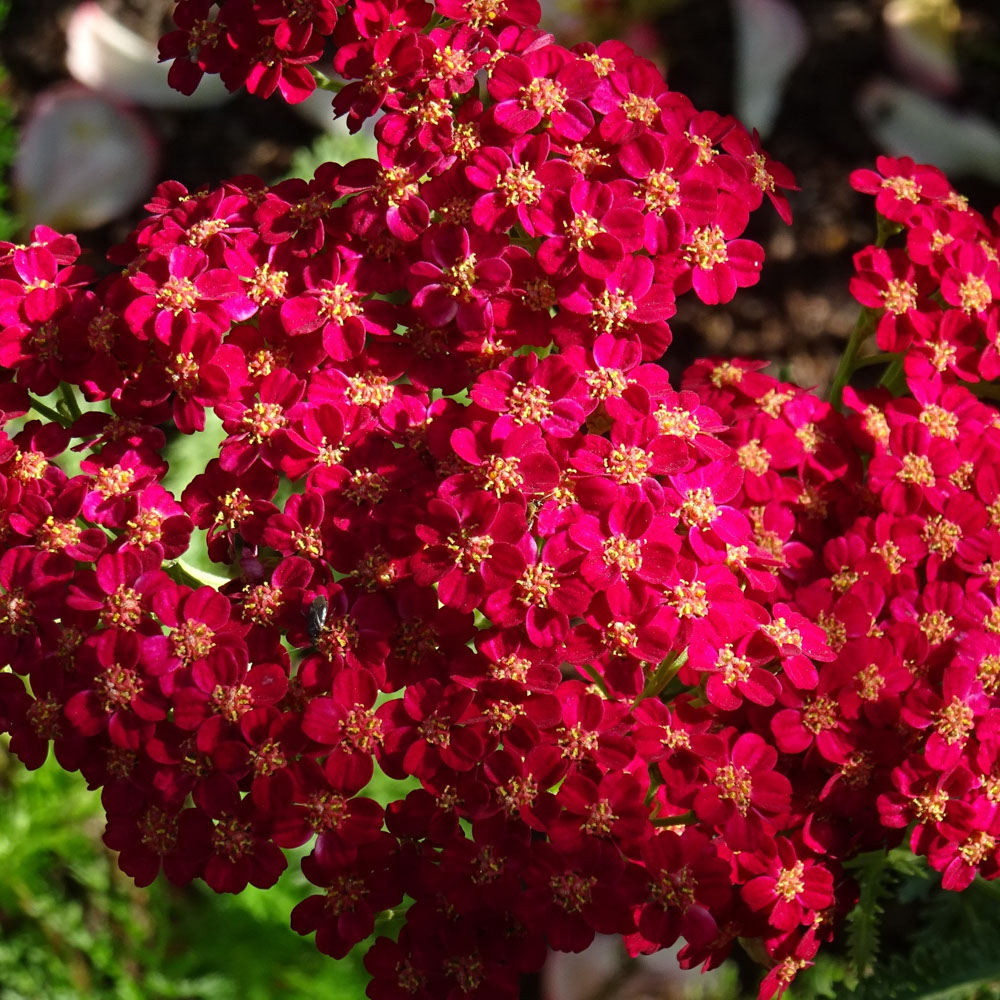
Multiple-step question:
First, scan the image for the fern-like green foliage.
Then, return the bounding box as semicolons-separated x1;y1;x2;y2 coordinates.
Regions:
849;929;1000;1000
836;851;1000;1000
844;849;892;981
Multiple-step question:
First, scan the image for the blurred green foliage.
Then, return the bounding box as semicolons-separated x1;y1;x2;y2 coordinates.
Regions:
0;742;372;1000
0;0;17;241
283;123;378;182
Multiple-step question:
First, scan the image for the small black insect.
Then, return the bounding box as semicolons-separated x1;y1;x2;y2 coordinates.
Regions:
306;595;328;645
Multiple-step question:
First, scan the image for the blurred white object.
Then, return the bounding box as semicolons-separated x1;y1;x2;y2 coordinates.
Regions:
66;1;230;109
14;84;159;231
542;936;731;1000
883;0;961;96
857;78;1000;184
731;0;808;138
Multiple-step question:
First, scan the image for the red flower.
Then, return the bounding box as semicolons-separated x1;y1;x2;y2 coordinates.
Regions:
466;133;575;234
752;603;836;691
408;227;512;330
849;246;936;352
302;667;386;789
535;180;643;280
124;245;253;343
181;777;287;892
280;253;397;361
678;219;764;305
850;155;951;222
412;493;526;613
471;352;590;438
742;839;834;932
481;535;593;645
64;629;166;749
436;0;541;30
693;731;792;846
488;49;598;143
377;679;487;779
523;839;643;952
631;830;732;951
292;832;404;958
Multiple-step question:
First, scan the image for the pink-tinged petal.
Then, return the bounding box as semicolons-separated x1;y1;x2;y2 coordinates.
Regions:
24;286;62;322
386;199;429;241
281;295;324;335
706;675;743;710
64;690;105;736
172;689;209;730
477;258;513;288
302;697;343;745
551;101;594;141
549;576;593;616
186;588;231;629
123;294;156;331
603;209;644;249
751;770;792;813
692;264;737;305
536;237;570;275
579;234;623;279
437;569;484;614
472;192;511;229
196;268;241;299
799;871;833;909
466;149;508;188
322;318;366;361
108;712;146;750
247;663;288;705
781;654;819;690
412;286;459;326
526;605;567;646
941;856;976;891
167;244;206;278
726;239;765;286
741;875;775;911
770;709;812;753
743;670;781;705
769;898;801;930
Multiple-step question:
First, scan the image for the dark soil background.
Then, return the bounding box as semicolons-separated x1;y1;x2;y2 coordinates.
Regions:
2;0;1000;391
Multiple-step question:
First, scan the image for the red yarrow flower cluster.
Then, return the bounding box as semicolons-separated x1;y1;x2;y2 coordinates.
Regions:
5;1;1000;998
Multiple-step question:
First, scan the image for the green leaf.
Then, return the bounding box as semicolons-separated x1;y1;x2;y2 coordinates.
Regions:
844;848;892;981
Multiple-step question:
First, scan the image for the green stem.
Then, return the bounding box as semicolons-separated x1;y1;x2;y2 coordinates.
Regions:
827;211;903;409
879;357;907;395
59;383;82;422
852;351;899;370
651;811;697;828
309;67;345;94
26;393;68;426
579;663;609;698
829;307;877;410
644;767;663;807
631;650;688;709
875;213;903;248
